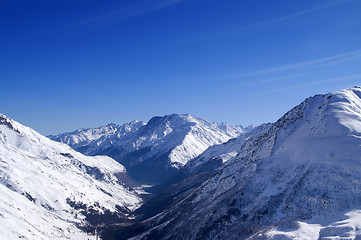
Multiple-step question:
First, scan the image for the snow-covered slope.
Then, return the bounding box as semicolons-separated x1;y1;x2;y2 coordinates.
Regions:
118;86;361;240
50;114;246;184
0;114;141;240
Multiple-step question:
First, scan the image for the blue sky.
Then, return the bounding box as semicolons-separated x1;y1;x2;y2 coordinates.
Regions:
1;0;361;135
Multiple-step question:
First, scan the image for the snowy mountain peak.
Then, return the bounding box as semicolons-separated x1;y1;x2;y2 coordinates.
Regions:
271;86;361;143
146;114;199;128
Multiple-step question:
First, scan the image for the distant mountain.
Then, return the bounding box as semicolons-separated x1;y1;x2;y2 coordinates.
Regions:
50;114;247;184
0;114;141;240
106;86;361;240
48;120;146;155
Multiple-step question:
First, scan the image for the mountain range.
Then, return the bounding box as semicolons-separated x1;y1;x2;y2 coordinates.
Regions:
2;86;361;239
49;114;247;184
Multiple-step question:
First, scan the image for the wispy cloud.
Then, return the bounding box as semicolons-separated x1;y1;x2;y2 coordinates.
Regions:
260;74;361;95
237;73;361;100
161;0;354;49
258;74;304;84
220;50;361;81
231;0;353;33
233;74;305;88
47;0;183;34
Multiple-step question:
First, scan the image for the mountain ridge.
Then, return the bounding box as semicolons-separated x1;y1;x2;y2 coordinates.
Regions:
50;113;247;184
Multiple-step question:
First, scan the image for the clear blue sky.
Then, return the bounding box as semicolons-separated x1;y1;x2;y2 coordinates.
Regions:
1;0;361;135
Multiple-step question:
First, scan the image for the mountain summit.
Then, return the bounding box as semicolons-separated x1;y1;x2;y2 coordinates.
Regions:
50;114;246;183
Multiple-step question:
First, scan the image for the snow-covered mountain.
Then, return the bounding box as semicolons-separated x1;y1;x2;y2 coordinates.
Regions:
0;114;141;240
111;86;361;240
50;114;246;184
